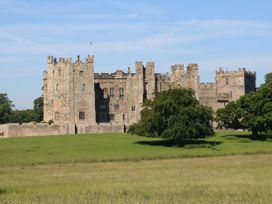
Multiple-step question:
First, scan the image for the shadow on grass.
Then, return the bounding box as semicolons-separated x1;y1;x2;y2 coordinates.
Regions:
223;133;272;141
135;139;222;148
0;188;7;195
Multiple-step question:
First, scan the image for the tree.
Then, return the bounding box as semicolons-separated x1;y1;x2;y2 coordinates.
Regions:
0;93;13;124
7;96;44;123
216;72;272;135
7;109;37;123
128;88;214;143
33;96;43;122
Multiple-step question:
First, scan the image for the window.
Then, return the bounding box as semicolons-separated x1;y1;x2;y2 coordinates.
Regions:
109;114;115;121
110;87;114;97
103;88;108;98
56;84;59;91
83;83;86;91
79;70;84;76
100;104;106;112
114;104;120;110
79;112;85;120
226;77;229;85
119;87;124;99
131;106;135;111
230;91;232;98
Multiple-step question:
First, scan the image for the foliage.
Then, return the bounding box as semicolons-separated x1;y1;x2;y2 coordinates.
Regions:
7;109;37;123
0;93;14;124
33;96;43;122
7;96;44;123
216;72;272;135
128;88;214;142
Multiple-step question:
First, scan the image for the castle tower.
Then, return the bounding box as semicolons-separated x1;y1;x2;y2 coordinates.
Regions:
186;64;199;98
215;68;256;109
145;62;156;100
43;55;96;129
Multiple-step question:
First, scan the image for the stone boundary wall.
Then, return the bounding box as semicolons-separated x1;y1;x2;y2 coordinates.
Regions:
76;123;124;134
0;123;124;138
0;123;60;138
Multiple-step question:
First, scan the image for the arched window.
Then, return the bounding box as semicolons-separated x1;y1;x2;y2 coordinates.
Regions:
56;84;59;91
83;83;86;91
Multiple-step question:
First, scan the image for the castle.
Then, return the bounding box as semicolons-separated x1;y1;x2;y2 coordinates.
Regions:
0;55;256;137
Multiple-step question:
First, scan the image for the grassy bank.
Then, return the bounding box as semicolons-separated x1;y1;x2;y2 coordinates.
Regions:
0;131;272;166
1;154;272;204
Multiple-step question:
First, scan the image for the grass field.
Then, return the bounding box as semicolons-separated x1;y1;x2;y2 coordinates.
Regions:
1;131;272;203
0;131;272;166
1;154;272;204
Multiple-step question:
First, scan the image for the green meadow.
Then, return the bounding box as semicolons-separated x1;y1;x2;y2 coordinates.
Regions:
1;131;272;203
0;131;272;166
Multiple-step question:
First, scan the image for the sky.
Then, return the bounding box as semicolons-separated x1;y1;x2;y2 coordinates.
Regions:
0;0;272;109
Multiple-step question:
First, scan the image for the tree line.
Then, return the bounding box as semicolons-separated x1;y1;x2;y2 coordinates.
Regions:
0;94;43;124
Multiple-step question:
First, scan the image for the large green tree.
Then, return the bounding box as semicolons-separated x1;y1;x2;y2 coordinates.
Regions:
216;72;272;135
128;88;214;143
0;93;13;124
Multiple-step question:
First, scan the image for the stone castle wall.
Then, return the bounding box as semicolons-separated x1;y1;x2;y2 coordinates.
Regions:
1;55;256;138
0;123;124;138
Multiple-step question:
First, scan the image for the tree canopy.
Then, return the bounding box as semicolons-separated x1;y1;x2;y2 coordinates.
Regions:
128;88;214;143
0;93;14;124
216;72;272;135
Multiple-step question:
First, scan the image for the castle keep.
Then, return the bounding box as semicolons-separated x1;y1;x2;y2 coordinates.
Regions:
0;55;256;137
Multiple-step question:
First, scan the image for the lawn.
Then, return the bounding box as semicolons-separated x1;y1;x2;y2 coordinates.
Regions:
1;131;272;203
1;154;272;204
0;131;272;166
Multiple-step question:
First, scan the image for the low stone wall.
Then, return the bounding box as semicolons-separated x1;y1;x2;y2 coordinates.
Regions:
0;124;8;138
85;123;124;134
0;123;60;138
0;122;125;138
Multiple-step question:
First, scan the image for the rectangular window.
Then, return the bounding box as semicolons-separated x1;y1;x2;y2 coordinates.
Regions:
114;104;120;110
100;104;107;112
110;87;114;97
79;70;84;76
119;87;124;99
79;112;85;120
131;106;135;111
103;88;108;98
109;114;115;121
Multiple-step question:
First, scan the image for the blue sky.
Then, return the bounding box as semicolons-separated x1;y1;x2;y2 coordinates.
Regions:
0;0;272;109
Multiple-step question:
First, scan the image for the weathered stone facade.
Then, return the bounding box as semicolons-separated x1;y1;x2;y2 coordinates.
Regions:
0;55;256;138
43;55;256;129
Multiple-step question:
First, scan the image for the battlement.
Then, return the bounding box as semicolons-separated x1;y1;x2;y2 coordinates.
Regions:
216;67;256;77
187;64;198;71
94;70;128;79
47;55;94;65
199;82;216;89
146;62;155;66
171;64;184;72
